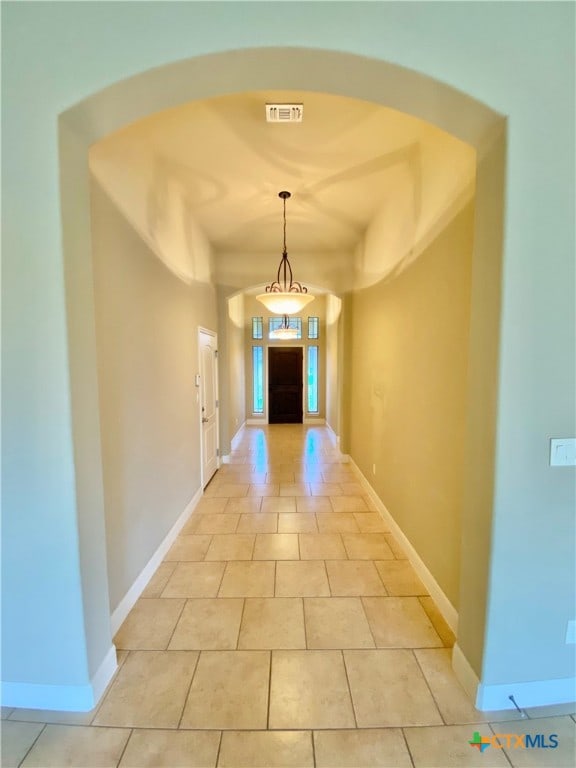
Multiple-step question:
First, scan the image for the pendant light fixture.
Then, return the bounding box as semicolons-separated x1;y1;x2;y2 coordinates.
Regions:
269;315;299;340
257;191;315;315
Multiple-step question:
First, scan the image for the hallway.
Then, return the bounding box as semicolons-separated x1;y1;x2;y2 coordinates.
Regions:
3;426;575;766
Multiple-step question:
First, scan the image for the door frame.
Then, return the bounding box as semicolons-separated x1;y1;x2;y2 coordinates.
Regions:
198;327;220;488
266;343;306;424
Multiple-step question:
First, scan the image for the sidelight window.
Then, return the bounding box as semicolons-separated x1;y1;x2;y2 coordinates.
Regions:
252;346;264;413
252;317;263;339
307;317;319;339
307;346;319;413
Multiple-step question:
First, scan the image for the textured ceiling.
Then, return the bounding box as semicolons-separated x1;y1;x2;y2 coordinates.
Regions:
90;90;475;257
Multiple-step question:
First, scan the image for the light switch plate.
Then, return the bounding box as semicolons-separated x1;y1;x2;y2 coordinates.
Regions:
549;438;576;466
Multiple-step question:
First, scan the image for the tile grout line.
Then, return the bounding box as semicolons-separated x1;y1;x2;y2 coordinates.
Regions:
372;560;390;596
233;510;240;533
311;729;317;768
266;650;273;730
235;598;247;649
341;649;359;729
359;595;378;649
214;730;224;768
176;650;201;729
301;597;308;649
323;560;332;597
16;722;47;768
411;649;446;726
341;532;350;561
164;597;190;650
215;560;229;598
400;727;416;768
489;722;515;767
114;727;134;768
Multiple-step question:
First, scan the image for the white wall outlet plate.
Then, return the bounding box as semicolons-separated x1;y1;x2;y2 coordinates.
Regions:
549;438;576;466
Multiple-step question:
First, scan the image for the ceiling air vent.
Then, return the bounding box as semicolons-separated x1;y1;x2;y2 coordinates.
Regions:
266;104;303;123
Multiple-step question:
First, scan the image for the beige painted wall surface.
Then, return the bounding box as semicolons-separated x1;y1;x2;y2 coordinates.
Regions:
325;295;343;437
349;202;475;608
91;181;217;612
219;289;246;455
217;250;354;295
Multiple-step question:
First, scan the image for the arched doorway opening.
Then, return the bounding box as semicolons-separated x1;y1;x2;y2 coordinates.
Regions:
59;47;505;707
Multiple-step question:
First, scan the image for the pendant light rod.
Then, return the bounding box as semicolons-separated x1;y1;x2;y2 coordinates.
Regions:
256;190;315;315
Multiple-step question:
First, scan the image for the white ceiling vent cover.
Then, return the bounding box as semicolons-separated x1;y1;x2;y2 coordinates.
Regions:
266;104;303;123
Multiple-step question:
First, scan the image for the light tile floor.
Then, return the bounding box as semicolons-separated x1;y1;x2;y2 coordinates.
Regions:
3;426;575;766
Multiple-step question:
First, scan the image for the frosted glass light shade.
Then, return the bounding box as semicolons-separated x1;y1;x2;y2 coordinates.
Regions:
256;291;315;315
270;326;299;340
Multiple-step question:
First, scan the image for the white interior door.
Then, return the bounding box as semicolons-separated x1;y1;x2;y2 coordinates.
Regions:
199;329;219;487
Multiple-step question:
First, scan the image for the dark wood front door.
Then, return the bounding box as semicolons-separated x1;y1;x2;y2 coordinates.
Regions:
268;347;303;424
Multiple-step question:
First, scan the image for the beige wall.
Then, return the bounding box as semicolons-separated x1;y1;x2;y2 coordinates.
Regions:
325;295;343;437
349;201;475;609
216;251;353;296
91;180;217;612
218;289;246;456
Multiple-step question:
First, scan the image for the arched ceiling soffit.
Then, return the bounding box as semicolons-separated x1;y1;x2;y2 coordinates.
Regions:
89;90;476;285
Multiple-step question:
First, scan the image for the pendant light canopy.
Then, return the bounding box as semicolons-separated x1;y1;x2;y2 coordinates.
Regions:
257;191;315;315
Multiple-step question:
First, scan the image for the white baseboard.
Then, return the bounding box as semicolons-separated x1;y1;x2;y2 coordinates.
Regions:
325;422;340;444
476;675;576;711
0;645;118;712
1;680;97;712
452;642;480;703
90;645;118;706
231;421;246;450
110;487;202;635
304;417;326;425
348;457;458;634
222;424;246;463
452;625;576;713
